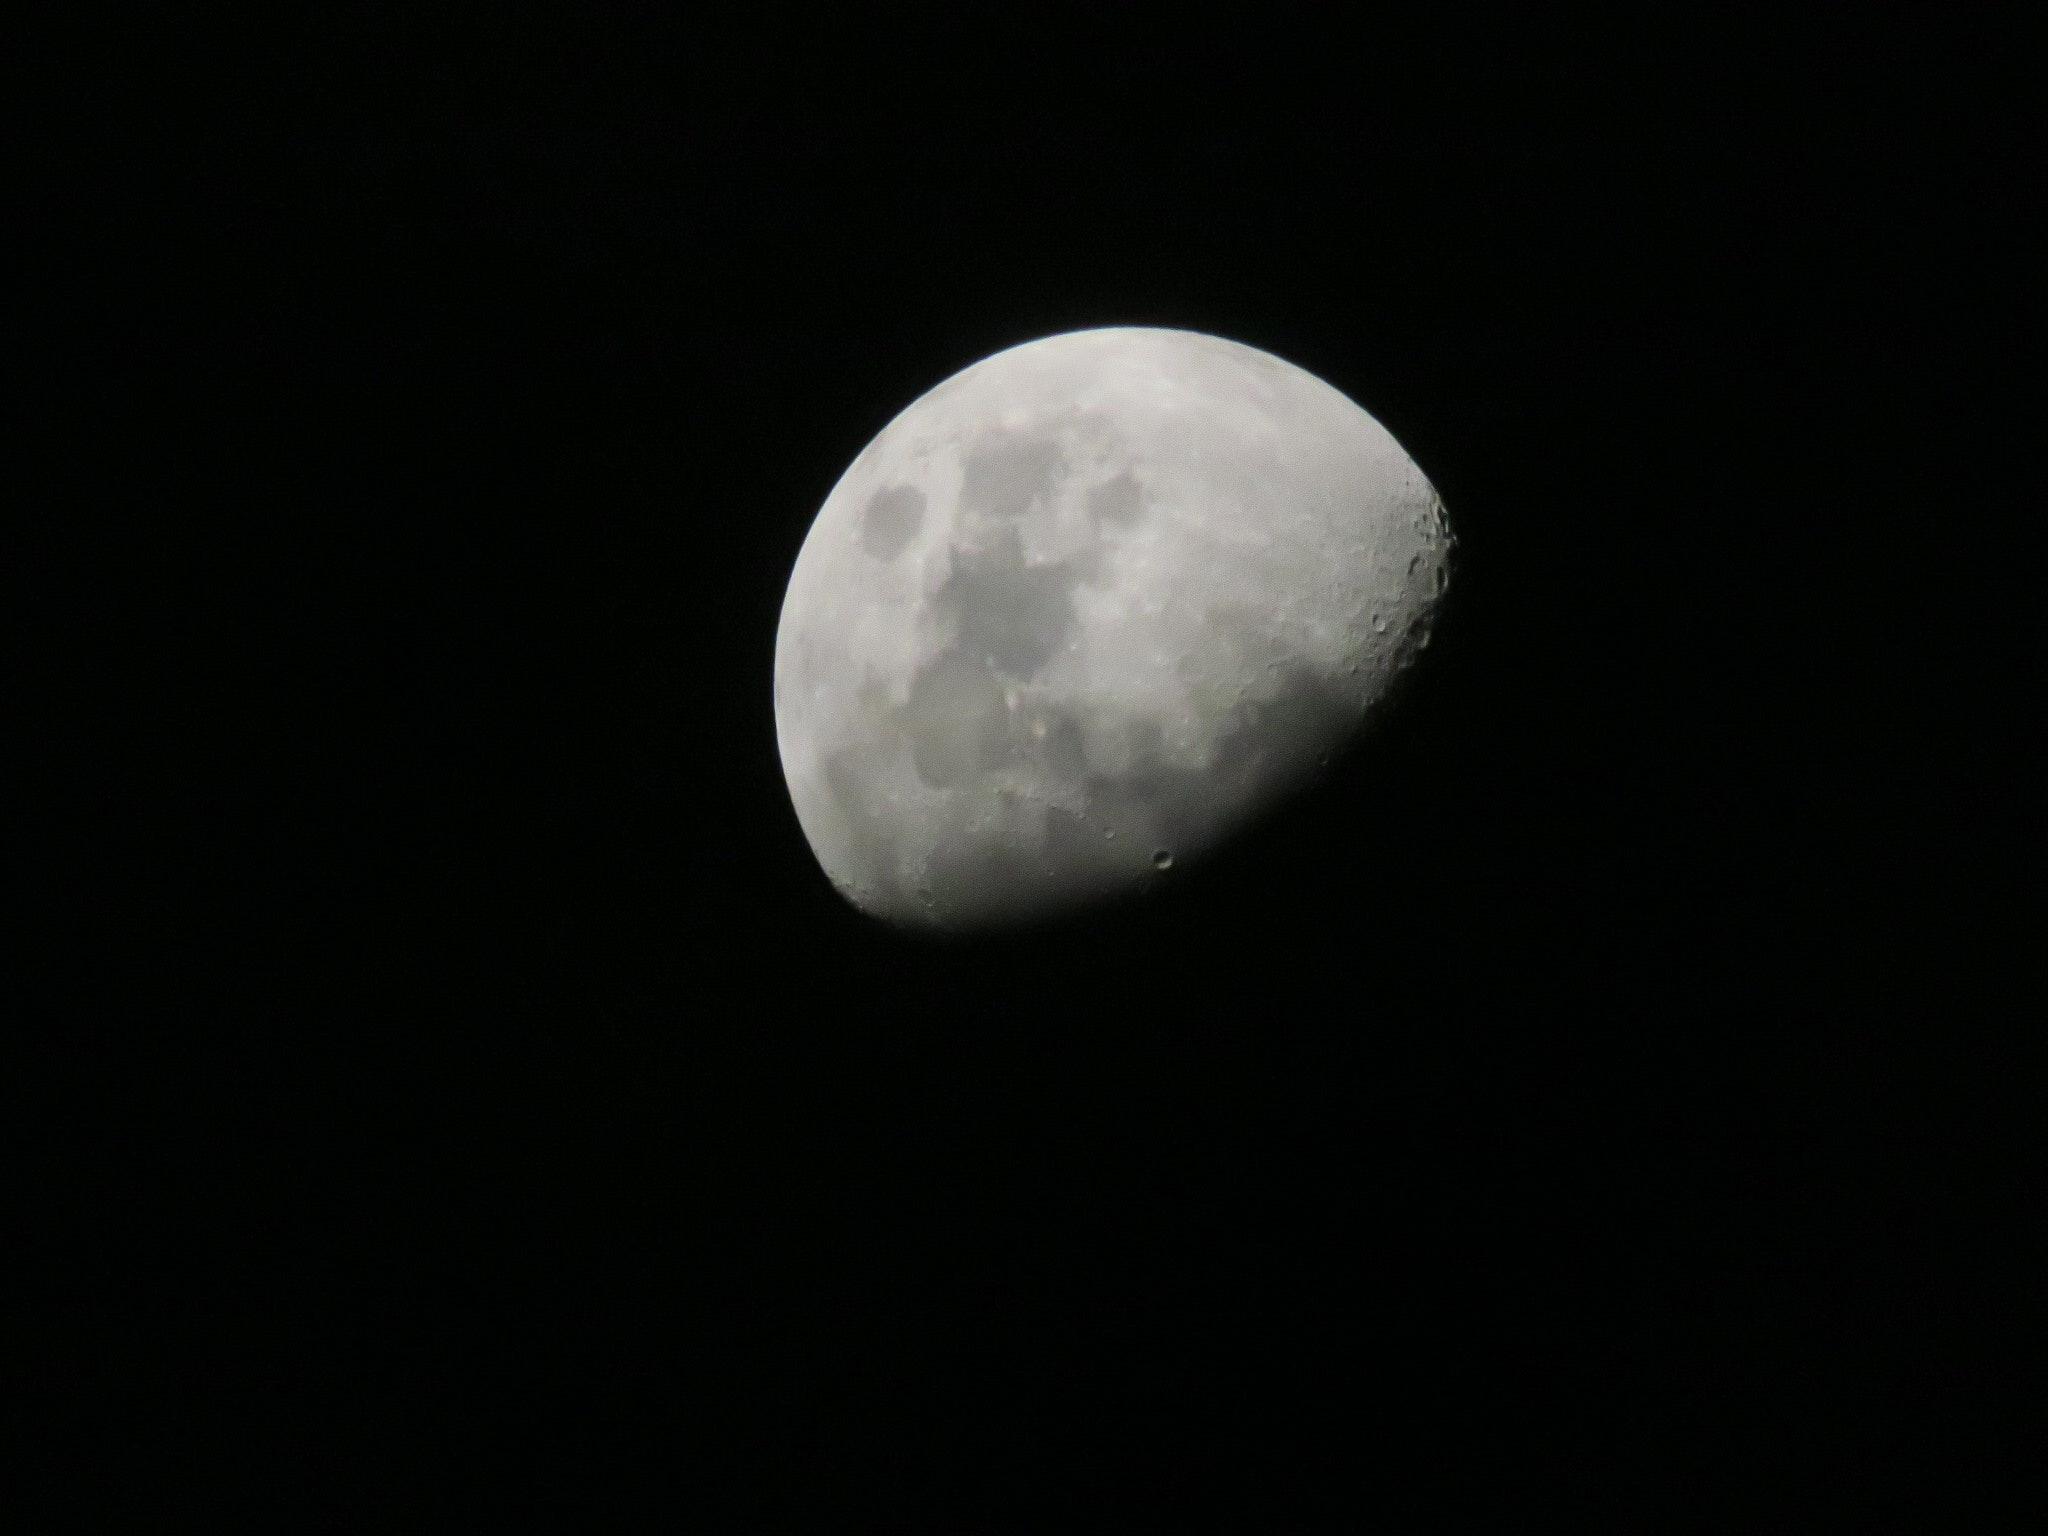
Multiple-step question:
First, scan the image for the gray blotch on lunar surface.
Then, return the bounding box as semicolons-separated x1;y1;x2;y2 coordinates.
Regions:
859;485;925;560
774;326;1454;930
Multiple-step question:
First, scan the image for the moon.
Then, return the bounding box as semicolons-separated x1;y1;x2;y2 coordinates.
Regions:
774;326;1453;930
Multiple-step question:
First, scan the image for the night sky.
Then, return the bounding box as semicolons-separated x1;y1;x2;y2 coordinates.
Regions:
20;9;2028;1527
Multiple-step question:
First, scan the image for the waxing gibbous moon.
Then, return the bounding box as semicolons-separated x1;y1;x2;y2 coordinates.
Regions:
774;326;1454;931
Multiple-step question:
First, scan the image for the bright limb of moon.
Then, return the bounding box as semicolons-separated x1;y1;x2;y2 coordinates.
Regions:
773;326;1453;930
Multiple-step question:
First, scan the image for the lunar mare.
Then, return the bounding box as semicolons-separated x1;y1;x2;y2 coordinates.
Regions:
774;326;1453;930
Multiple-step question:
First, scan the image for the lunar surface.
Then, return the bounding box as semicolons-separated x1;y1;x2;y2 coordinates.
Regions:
774;326;1453;930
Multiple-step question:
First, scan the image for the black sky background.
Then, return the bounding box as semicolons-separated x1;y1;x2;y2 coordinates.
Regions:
18;8;2033;1528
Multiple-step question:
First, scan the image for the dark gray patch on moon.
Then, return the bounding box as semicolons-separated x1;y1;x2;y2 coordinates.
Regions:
1022;705;1087;781
1087;470;1146;527
915;789;1075;920
1206;665;1358;791
961;429;1065;520
934;526;1080;678
918;826;1024;919
1041;804;1119;880
859;484;925;559
901;648;1012;788
1082;756;1224;862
